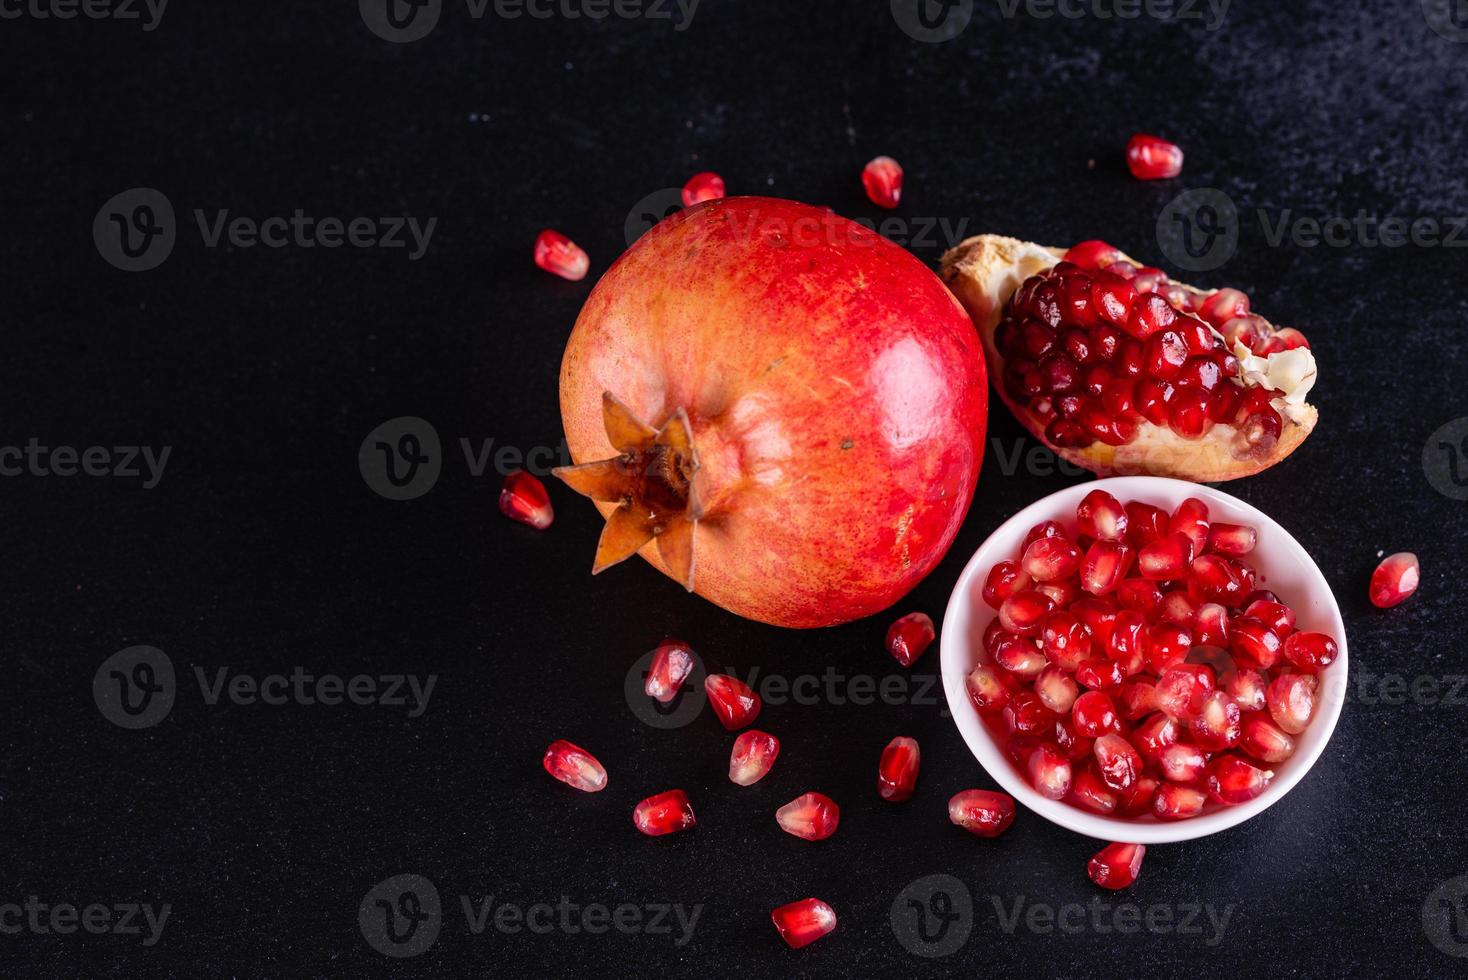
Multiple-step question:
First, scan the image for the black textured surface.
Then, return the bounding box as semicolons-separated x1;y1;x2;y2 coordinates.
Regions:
3;1;1467;976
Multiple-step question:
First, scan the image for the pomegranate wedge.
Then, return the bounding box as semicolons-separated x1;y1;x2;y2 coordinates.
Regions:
940;235;1318;481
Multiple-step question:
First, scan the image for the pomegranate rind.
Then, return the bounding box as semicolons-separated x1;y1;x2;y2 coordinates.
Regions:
940;234;1318;481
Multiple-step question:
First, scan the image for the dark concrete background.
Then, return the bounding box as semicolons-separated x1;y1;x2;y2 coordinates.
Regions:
1;0;1466;975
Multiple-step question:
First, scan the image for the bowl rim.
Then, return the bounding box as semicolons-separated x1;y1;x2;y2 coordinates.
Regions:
939;475;1347;844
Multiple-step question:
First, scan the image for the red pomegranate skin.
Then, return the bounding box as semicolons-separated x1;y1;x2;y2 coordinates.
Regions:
559;197;988;628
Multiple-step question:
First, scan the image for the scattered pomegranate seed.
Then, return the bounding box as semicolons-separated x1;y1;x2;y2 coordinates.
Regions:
1267;673;1318;734
705;674;761;730
1207;522;1257;556
681;171;726;206
533;229;589;281
644;638;695;703
542;739;607;793
1239;712;1296;763
1027;743;1073;800
1153;782;1207;819
1283;631;1338;670
499;470;554;529
1125;133;1184;180
632;789;696;836
776;792;841;841
729;730;780;786
1369;552;1420;608
1088;842;1146;889
1093;733;1142;792
886;612;936;668
1206;754;1274;804
877;736;921;803
770;898;836;949
966;665;1013;712
948;789;1016;837
861;156;903;209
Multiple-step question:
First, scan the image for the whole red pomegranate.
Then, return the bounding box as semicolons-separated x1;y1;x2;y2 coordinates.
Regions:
556;197;987;628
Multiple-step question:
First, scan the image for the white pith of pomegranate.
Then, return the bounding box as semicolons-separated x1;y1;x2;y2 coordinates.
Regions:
968;490;1338;822
940;235;1319;481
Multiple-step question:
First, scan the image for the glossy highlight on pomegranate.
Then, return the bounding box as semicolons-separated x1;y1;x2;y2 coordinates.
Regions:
557;198;988;628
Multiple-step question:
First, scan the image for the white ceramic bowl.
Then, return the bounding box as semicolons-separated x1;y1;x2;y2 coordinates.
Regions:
940;476;1347;844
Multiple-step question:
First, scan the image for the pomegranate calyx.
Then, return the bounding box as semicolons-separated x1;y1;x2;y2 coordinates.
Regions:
554;391;703;590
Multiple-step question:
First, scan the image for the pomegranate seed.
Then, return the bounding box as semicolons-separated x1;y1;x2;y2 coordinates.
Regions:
1088;842;1146;889
1053;716;1093;761
994;634;1047;677
1145;623;1194;674
948;789;1017;837
1072;691;1121;737
1118;776;1159;816
645;638;695;703
885;612;935;667
1189;554;1248;605
982;560;1032;609
1118;680;1159;720
861;155;903;209
705;674;761;730
1272;327;1311;349
1243;599;1296;638
1126;293;1176;339
1194;602;1230;647
1125;133;1184;180
1106;609;1147;660
1207;522;1257;556
1036;577;1082;609
1116;577;1162;614
1072;597;1119;644
1221;668;1268;712
1157;589;1198;627
1028;743;1073;800
1003;689;1054;735
1229;617;1283;670
999;590;1054;636
1283;631;1338;670
1198;288;1250;326
770;898;836;950
966;665;1012;712
1035;664;1080;714
1233;409;1282;459
1040;611;1092;670
1024;517;1064;549
681;171;726;206
877;736;921;802
729;730;780;786
1369;552;1420;608
1074;658;1125;691
1124;502;1169;547
533;229;589;281
633;789;696;836
1064;240;1122;270
542;739;607;793
1153;782;1207;819
1138;532;1195;580
1190;691;1243;751
1133;713;1180;764
776;792;840;841
1170;497;1210;552
1145;330;1189;380
1206;754;1273;805
1155;664;1215;719
1070;759;1120;813
1267;673;1318;734
1158;743;1209;783
1240;712;1296;763
1092;276;1137;327
1076;489;1128;541
499;470;554;529
1093;733;1142;791
1081;539;1133;596
1022;536;1082;582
